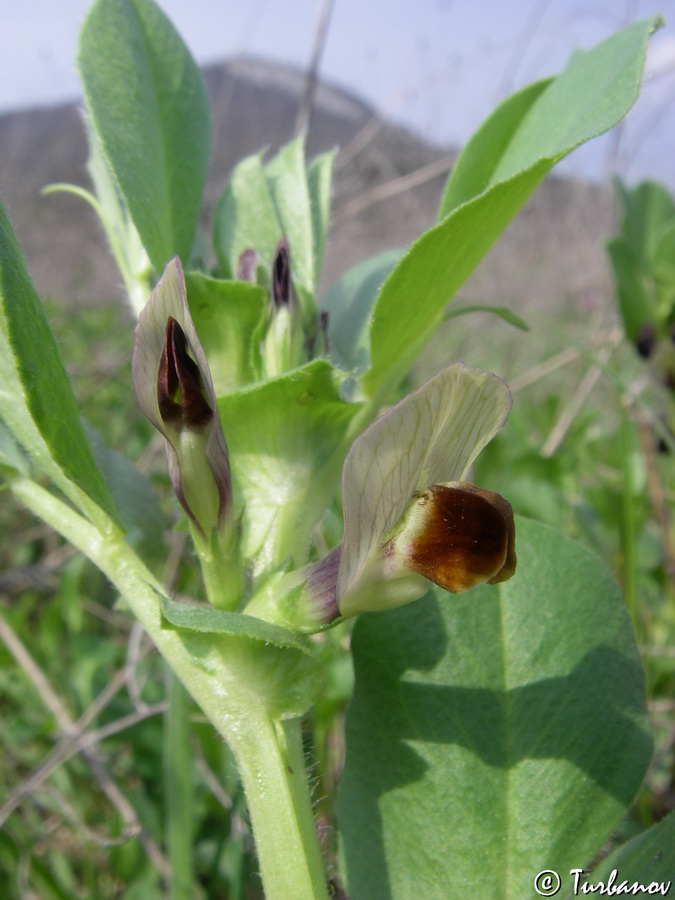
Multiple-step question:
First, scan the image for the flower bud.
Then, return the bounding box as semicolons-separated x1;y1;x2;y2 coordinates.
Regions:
156;316;230;537
132;258;232;539
635;323;656;359
263;238;305;376
272;238;291;308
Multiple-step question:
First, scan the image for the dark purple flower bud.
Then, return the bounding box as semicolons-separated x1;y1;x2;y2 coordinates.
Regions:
272;238;292;308
263;238;305;374
635;323;656;359
158;317;213;431
132;258;232;539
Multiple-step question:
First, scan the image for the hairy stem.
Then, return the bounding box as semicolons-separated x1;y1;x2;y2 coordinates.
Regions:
11;477;329;899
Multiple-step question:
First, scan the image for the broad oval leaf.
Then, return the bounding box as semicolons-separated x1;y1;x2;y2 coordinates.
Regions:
338;517;653;900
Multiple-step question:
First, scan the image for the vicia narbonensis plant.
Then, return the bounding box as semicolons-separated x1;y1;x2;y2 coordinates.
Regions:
1;1;671;897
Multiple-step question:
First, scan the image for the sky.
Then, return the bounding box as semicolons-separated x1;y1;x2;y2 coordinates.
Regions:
1;0;674;187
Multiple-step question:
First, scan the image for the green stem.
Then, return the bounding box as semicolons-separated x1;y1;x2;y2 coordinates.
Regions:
193;527;244;611
165;670;194;900
227;715;329;900
11;477;329;900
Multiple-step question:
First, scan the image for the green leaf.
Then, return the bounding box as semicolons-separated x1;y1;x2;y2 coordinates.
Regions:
307;150;336;283
0;419;29;477
609;178;675;337
607;235;653;340
488;20;652;184
321;250;403;373
213;151;283;281
653;220;675;315
614;178;675;266
265;137;317;304
444;304;530;331
78;0;211;272
85;424;165;564
83;114;152;316
186;272;267;394
217;360;359;574
361;18;657;402
438;78;553;218
160;592;318;654
339;517;652;900
160;593;322;719
0;204;116;524
589;809;675;890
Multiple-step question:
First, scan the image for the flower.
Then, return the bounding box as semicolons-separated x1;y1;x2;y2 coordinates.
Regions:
131;257;232;539
269;364;516;630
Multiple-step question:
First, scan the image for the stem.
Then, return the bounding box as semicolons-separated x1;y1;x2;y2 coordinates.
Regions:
165;670;194;900
226;715;329;900
193;527;244;611
11;478;329;900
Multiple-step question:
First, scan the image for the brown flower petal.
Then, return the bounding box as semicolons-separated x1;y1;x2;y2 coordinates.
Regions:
400;482;516;593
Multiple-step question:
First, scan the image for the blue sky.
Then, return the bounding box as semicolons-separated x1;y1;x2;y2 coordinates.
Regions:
1;0;673;186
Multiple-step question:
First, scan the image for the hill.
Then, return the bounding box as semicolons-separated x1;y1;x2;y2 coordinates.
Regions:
0;56;614;324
